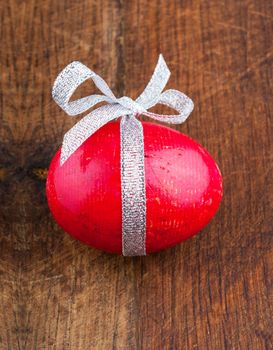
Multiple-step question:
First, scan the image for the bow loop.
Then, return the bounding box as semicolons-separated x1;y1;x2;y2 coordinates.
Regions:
143;89;194;124
52;61;116;116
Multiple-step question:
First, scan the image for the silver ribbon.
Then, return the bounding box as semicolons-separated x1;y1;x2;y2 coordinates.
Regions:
52;54;194;256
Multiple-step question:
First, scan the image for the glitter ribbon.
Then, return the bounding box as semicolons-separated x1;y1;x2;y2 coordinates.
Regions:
52;54;194;256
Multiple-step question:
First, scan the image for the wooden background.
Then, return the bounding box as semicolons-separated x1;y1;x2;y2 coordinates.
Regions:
0;0;272;349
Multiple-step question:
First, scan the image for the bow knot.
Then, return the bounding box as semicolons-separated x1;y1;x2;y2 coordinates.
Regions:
116;96;147;114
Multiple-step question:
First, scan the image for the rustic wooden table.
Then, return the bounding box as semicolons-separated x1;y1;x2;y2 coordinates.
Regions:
0;0;272;349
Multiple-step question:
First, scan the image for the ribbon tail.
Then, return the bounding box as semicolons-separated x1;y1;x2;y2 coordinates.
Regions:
120;115;146;256
135;54;171;109
60;104;127;165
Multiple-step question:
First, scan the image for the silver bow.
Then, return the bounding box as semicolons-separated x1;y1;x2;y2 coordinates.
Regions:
52;54;194;256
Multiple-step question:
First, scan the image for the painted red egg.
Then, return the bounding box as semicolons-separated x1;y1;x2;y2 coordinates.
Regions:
46;121;223;254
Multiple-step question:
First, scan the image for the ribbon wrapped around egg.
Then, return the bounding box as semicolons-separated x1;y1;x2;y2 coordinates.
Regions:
46;55;223;256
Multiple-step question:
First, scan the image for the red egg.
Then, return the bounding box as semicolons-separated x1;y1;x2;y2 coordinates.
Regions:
46;121;223;254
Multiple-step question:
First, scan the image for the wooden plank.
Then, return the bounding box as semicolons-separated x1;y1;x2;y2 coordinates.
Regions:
0;0;272;349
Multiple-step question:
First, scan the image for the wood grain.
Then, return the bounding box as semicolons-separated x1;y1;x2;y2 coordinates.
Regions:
0;0;272;349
